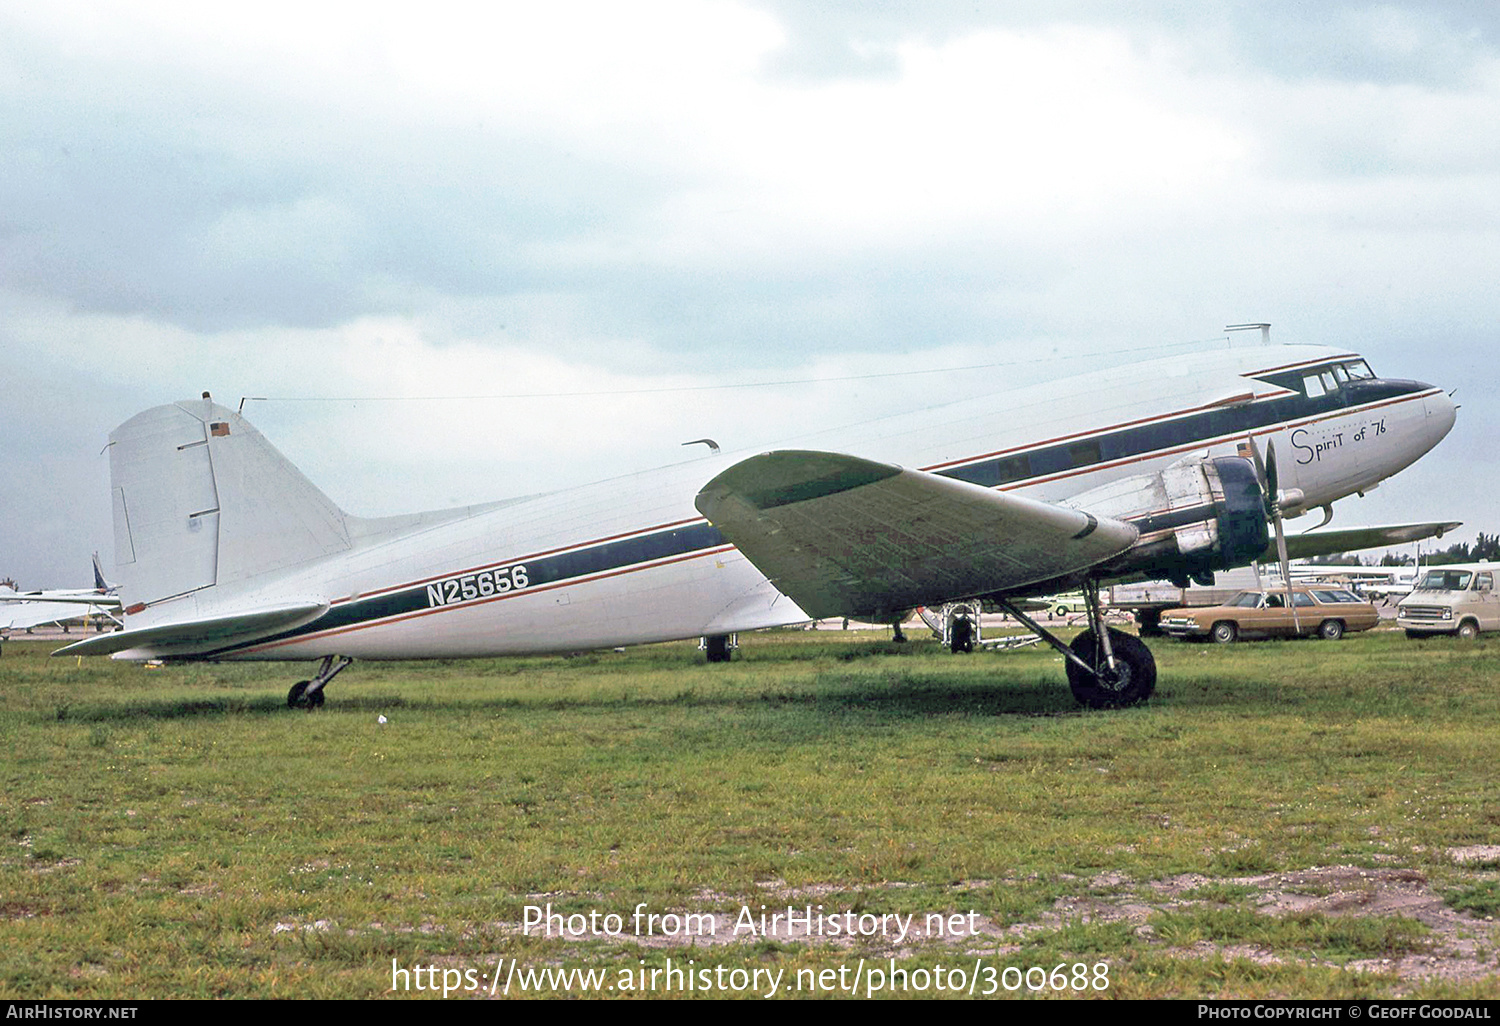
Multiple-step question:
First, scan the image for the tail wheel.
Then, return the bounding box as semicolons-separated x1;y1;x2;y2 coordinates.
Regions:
1210;621;1238;644
1318;619;1344;641
1066;628;1156;709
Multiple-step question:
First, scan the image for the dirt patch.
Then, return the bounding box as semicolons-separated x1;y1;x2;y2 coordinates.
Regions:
1024;866;1498;987
479;865;1500;986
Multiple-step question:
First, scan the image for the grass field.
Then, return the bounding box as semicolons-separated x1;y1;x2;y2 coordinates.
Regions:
2;626;1499;999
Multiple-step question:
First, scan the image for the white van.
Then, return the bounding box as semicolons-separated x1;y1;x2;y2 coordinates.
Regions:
1397;562;1500;639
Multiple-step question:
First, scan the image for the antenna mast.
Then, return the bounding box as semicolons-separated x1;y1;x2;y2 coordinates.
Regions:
1226;323;1272;345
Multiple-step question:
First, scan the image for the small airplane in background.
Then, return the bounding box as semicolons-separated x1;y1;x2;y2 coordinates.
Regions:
1;554;122;633
57;337;1458;709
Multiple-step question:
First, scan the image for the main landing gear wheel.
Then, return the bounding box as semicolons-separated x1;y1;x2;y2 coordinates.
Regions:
1066;628;1156;709
949;614;975;654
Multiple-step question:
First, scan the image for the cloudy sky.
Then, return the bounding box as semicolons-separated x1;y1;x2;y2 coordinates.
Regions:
3;0;1497;588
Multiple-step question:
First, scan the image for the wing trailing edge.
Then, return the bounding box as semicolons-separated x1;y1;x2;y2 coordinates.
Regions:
695;450;1139;620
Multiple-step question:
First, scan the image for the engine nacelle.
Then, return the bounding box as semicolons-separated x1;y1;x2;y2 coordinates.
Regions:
1063;456;1269;586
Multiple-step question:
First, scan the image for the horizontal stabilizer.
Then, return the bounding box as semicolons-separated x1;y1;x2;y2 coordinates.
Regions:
695;450;1139;620
0;592;120;606
52;601;330;659
1266;521;1462;563
1;595;118;631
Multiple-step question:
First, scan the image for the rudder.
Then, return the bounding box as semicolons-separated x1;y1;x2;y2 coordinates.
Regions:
108;397;351;611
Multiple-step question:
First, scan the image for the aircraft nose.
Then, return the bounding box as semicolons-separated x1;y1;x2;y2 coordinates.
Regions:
1422;386;1458;446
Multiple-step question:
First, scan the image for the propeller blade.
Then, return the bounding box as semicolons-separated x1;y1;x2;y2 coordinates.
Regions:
1275;515;1301;632
1246;435;1268;492
1250;436;1299;630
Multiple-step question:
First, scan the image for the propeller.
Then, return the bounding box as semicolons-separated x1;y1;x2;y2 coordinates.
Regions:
1247;436;1301;632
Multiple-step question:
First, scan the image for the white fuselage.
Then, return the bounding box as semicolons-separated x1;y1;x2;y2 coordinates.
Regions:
146;344;1454;661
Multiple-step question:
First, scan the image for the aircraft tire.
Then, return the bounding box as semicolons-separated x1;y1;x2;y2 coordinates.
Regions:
287;681;311;709
950;615;975;654
704;635;732;663
1066;628;1156;709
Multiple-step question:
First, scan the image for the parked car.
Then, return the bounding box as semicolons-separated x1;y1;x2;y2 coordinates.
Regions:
1159;587;1380;643
1397;563;1500;639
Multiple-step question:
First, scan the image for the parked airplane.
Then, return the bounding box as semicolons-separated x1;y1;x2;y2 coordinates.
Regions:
56;343;1457;708
1;554;121;632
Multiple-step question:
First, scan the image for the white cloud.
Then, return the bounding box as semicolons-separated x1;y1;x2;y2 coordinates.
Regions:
2;2;1498;585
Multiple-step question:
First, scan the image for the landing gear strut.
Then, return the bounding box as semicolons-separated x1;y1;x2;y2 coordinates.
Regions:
288;655;354;709
997;580;1156;709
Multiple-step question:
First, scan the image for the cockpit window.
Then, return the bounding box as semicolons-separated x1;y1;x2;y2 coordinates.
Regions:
1251;358;1374;395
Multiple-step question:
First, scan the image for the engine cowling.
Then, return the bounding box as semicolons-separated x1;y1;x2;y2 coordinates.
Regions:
1063;456;1269;586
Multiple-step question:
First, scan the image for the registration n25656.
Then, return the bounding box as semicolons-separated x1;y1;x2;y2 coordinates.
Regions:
426;566;530;607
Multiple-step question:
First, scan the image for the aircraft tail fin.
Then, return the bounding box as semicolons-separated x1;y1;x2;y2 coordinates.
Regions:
108;397;352;612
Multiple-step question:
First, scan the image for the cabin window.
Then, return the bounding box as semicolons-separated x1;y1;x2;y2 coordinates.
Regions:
996;454;1032;483
1067;439;1103;468
1303;374;1326;398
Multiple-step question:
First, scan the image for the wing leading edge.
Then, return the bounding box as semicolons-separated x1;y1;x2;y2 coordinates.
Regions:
1265;521;1463;563
695;450;1139;620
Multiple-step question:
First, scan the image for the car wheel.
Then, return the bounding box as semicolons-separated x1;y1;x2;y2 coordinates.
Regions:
1318;619;1344;641
1457;620;1480;640
1210;621;1237;644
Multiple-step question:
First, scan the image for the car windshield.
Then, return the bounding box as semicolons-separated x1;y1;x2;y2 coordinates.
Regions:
1416;570;1472;592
